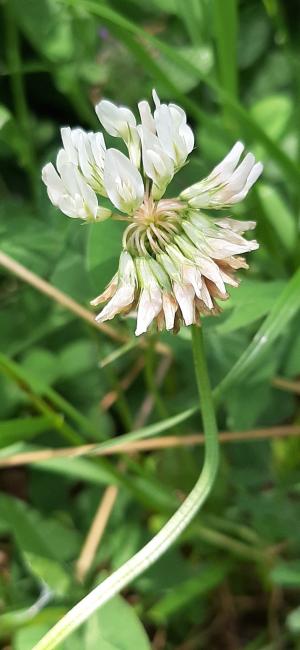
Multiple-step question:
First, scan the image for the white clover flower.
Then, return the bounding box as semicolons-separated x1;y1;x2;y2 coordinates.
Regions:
95;99;141;168
42;91;263;335
42;151;109;221
42;129;111;221
180;141;263;208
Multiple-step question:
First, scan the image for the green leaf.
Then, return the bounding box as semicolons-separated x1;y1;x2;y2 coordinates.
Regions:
0;495;71;593
24;554;70;596
86;220;124;291
251;95;293;142
149;562;229;622
21;349;61;391
58;340;99;379
10;0;74;62
83;595;151;650
271;561;300;588
14;625;51;649
217;280;285;334
50;251;93;302
159;46;213;93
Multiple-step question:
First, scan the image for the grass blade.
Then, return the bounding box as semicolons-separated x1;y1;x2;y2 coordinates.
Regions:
214;266;300;399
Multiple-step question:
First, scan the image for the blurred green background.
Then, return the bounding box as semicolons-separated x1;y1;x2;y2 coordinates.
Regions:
1;0;300;648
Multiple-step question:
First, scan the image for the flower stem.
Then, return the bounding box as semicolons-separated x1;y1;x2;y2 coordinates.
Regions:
33;325;219;650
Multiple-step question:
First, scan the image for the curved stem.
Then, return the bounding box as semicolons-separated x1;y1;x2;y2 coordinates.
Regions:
33;325;219;650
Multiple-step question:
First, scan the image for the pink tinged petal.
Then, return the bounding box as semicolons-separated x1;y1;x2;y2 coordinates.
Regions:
201;281;214;309
173;282;195;326
182;266;202;298
214;217;256;233
162;293;177;330
194;256;226;294
219;269;239;288
135;287;162;336
103;148;144;213
96;284;135;322
90;275;118;306
206;236;259;257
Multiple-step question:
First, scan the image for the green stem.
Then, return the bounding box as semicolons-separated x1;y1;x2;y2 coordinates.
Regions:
144;339;169;421
213;0;238;128
32;326;220;650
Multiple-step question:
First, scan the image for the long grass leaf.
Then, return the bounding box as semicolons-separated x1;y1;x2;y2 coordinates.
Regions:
214;266;300;399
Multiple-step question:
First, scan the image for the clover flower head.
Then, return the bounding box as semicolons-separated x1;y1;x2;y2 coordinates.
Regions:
42;90;263;336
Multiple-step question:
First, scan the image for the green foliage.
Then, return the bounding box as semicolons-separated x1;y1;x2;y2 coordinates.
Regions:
1;0;300;648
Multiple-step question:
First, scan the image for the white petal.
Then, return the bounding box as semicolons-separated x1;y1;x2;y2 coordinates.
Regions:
139;125;174;191
223;153;256;196
61;127;78;164
95;99;136;139
75;169;98;219
103;148;144;213
135;287;162;335
138;100;156;133
152;89;161;108
58;161;79;197
42;163;65;204
230;162;263;203
154;101;194;167
208;141;244;183
57;195;78;218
